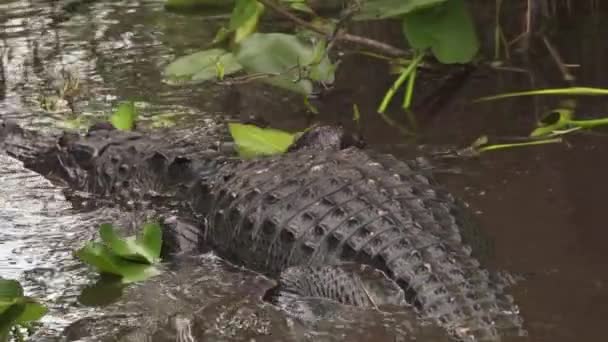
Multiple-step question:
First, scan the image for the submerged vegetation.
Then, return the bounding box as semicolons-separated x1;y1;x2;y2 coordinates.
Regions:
36;0;608;155
157;0;608;154
163;0;479;103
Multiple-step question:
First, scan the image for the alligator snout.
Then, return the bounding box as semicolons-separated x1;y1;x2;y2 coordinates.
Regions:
0;120;25;143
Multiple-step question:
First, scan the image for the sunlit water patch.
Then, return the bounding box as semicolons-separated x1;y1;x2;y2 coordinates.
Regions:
0;154;123;336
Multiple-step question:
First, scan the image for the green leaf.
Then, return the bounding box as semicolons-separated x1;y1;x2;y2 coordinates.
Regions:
139;222;163;261
98;223;161;265
109;102;138;131
402;0;479;63
354;0;447;20
228;123;296;158
235;33;335;95
0;280;23;302
75;242;160;283
0;303;25;340
0;280;47;334
230;0;265;43
163;49;243;85
0;328;8;342
15;300;47;324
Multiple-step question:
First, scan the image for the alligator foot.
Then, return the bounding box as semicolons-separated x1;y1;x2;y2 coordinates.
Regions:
265;263;409;317
160;216;209;258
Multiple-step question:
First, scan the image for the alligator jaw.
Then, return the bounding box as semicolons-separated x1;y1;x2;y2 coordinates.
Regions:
0;120;70;183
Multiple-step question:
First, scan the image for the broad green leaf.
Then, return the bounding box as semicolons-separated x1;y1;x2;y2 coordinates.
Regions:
164;49;243;85
354;0;447;20
0;280;47;333
0;281;20;316
75;242;125;274
0;303;25;340
98;224;161;264
230;0;265;43
228;123;295;158
75;242;160;283
0;328;8;342
402;0;479;63
0;279;23;301
235;33;335;95
15;300;47;324
110;102;138;131
139;222;163;261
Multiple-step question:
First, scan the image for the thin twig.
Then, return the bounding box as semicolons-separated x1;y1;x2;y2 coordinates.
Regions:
256;0;409;57
542;34;575;83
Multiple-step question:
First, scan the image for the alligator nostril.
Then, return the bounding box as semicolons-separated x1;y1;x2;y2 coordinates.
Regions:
118;164;129;175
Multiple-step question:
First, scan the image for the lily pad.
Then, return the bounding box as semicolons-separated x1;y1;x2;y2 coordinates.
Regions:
236;33;336;95
164;49;243;85
228;123;296;158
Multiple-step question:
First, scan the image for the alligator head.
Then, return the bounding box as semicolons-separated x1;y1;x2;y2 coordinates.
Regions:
0;120;69;180
1;120;143;190
1;120;366;200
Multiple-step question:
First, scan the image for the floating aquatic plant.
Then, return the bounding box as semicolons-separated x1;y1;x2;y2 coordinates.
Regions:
0;279;47;342
75;222;163;283
228;123;296;158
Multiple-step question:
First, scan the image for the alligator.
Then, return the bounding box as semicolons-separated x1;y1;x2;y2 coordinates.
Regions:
0;119;525;341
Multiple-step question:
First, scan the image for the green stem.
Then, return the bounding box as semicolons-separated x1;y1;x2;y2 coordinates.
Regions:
568;117;608;128
478;137;562;153
377;53;424;114
476;87;608;102
402;56;418;109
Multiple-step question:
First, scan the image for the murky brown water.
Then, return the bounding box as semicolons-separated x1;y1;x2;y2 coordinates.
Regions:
1;0;608;341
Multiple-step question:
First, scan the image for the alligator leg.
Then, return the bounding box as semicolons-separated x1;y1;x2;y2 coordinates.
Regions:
266;263;409;316
160;215;208;257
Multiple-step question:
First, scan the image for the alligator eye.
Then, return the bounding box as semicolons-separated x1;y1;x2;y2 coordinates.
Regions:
70;145;96;167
